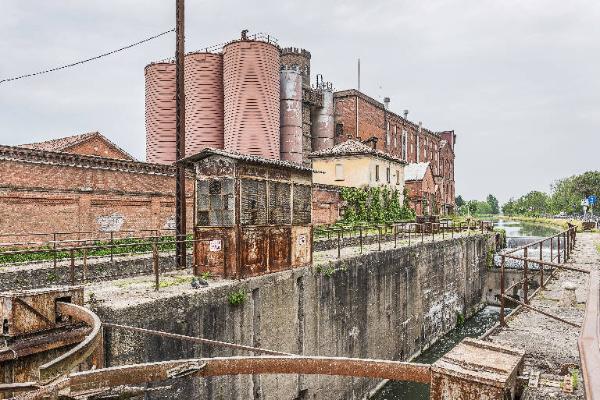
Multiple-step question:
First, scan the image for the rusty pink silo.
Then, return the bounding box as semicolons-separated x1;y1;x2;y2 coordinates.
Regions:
184;52;224;156
223;39;280;160
145;62;176;164
280;68;303;164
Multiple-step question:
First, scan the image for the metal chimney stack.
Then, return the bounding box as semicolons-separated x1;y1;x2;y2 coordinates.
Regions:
384;97;390;110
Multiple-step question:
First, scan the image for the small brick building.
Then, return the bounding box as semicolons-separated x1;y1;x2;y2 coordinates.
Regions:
404;162;437;216
187;148;313;279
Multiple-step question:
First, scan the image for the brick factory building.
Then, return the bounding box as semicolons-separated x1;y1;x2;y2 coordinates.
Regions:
333;90;456;214
0;141;193;243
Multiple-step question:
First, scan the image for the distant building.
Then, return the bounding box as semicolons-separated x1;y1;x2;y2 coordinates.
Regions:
404;162;436;216
19;131;136;161
333;89;456;214
309;140;406;225
310;140;406;191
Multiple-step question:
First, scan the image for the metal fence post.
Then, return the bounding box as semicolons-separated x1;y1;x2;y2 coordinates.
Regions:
53;232;57;269
337;231;341;259
83;245;88;283
550;235;554;262
153;238;159;291
523;247;529;304
359;227;363;254
557;234;561;263
377;226;382;252
500;255;506;326
563;232;567;262
110;231;114;263
69;248;75;286
539;241;544;288
421;225;424;244
394;225;397;248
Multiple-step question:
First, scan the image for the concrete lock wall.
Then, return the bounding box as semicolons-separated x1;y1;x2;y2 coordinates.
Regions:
96;234;493;399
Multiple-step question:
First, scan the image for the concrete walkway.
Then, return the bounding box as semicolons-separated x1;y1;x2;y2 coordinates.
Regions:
486;232;599;399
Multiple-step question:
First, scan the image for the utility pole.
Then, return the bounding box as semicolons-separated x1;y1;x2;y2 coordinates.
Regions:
175;0;186;268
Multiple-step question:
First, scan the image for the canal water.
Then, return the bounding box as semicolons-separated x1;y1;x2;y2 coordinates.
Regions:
495;218;560;240
371;306;503;400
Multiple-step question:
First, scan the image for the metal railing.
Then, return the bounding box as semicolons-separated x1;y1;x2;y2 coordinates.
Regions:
314;220;494;259
0;236;212;291
498;225;577;326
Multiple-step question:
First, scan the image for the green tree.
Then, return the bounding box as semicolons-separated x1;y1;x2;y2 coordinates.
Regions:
486;194;500;214
455;195;465;208
502;198;516;215
475;201;493;215
466;200;478;215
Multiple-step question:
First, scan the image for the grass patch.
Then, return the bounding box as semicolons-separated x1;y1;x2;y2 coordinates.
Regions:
227;289;247;306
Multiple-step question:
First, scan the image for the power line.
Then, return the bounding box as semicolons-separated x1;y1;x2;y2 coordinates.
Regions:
0;28;175;85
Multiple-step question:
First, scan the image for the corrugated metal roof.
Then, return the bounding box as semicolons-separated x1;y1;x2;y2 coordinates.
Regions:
404;162;430;181
179;147;314;172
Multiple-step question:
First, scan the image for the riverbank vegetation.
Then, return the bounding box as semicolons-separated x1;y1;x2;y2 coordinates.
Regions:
502;171;600;216
455;194;500;216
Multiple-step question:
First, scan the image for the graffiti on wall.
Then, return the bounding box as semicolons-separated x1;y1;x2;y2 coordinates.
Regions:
96;213;125;232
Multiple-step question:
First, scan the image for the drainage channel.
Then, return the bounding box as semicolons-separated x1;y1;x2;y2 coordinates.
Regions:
371;306;505;400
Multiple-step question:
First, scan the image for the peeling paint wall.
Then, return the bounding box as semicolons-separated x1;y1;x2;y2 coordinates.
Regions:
97;234;493;399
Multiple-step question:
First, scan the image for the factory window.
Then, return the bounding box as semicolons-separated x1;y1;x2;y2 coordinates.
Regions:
241;179;268;225
375;165;380;181
394;126;398;147
268;181;291;225
396;170;401;185
197;178;235;226
335;163;344;180
335;123;344;136
293;185;312;225
386;167;391;184
385;122;390;147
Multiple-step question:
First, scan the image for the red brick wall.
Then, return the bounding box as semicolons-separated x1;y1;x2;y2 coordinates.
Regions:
0;156;193;242
312;185;341;225
66;136;133;160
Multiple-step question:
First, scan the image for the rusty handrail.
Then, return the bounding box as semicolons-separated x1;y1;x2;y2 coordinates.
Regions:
499;226;577;326
578;269;600;400
18;356;431;399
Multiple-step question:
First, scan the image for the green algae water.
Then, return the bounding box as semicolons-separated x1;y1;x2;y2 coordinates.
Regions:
371;306;503;400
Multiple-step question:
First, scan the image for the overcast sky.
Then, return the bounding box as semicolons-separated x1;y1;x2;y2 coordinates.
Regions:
1;1;599;203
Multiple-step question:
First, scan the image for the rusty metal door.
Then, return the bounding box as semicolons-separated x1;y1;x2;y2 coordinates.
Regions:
268;227;291;272
241;228;268;277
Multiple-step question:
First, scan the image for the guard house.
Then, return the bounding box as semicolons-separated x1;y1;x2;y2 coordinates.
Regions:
183;148;313;279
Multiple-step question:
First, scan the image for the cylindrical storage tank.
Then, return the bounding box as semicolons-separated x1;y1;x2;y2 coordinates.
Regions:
311;89;335;151
145;62;176;164
184;52;224;156
223;40;280;159
280;68;303;164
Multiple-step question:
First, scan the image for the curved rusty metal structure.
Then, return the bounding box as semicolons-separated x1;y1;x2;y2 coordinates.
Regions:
17;356;430;399
37;302;103;383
